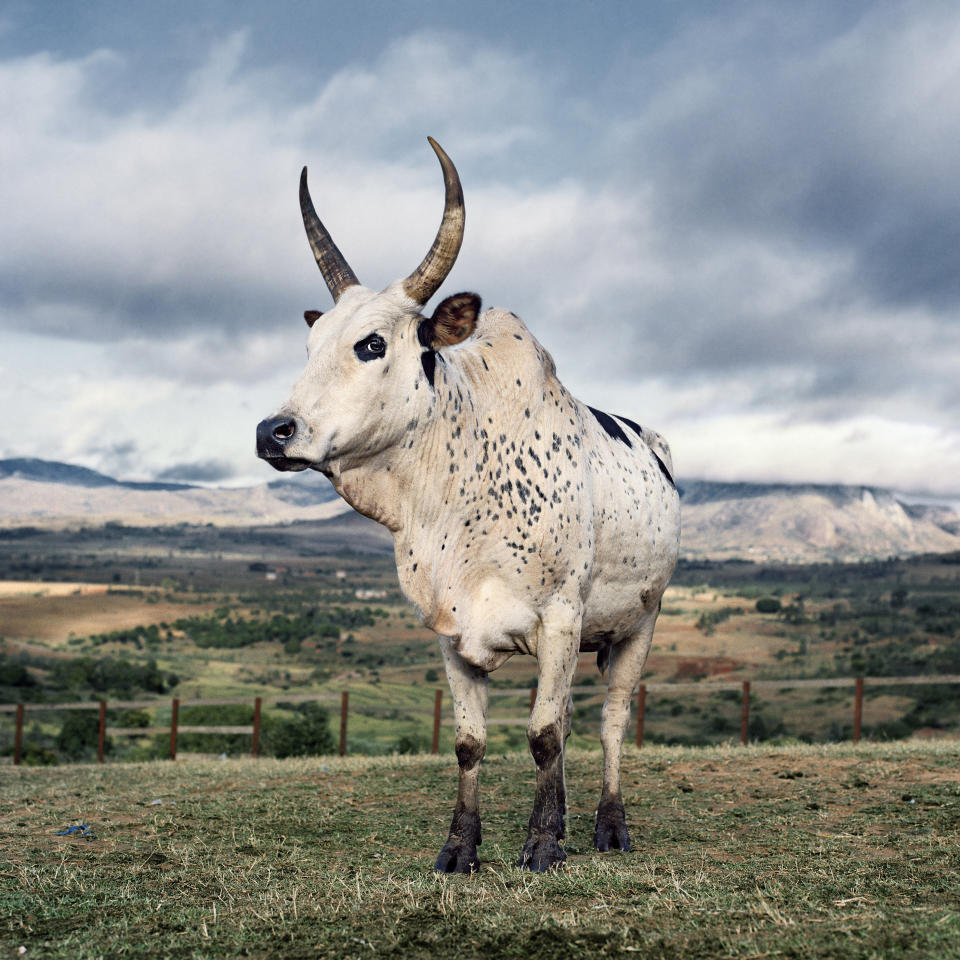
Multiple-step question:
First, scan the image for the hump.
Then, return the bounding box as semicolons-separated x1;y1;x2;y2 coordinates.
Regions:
451;308;558;398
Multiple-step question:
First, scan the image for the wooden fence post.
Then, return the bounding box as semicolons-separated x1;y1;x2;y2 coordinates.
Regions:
14;704;24;766
853;676;864;744
169;697;179;761
431;689;442;755
252;696;262;758
97;700;107;764
635;684;646;748
339;691;348;757
740;681;751;745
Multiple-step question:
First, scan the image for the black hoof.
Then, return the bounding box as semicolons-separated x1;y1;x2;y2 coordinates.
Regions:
594;796;631;852
517;833;566;872
434;838;480;874
435;809;481;874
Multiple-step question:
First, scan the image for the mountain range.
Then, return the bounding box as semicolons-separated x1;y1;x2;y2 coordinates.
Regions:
0;457;343;529
676;480;960;562
1;458;959;563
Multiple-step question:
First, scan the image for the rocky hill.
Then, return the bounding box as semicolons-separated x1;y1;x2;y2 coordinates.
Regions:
677;480;960;562
1;459;958;562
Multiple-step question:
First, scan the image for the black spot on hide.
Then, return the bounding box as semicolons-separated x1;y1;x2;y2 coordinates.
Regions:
587;406;631;447
614;414;644;440
421;350;436;387
653;451;676;488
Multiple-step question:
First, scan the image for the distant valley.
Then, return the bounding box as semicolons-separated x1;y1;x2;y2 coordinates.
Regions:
1;458;959;563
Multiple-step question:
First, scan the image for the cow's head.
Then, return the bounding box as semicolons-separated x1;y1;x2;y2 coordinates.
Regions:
256;138;480;476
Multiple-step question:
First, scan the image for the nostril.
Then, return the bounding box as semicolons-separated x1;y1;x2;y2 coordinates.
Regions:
272;419;296;442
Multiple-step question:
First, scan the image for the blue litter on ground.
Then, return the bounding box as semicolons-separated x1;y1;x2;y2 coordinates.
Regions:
56;824;96;840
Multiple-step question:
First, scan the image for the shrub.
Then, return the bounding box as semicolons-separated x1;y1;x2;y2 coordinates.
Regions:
263;702;335;758
393;733;424;755
56;711;109;760
756;597;781;614
696;608;733;635
0;654;37;690
21;743;58;766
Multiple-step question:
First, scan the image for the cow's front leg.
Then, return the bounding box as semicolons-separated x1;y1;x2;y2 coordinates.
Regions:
518;608;580;872
434;636;488;874
595;612;658;852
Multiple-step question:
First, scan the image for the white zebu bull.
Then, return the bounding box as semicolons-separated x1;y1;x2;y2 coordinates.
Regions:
257;138;680;872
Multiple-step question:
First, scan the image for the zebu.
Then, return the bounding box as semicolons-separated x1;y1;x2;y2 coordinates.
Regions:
256;138;680;872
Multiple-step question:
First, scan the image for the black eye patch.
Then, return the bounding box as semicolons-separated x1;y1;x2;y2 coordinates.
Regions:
354;333;387;362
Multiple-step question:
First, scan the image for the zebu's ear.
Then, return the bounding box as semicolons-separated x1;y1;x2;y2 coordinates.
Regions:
418;293;481;349
304;310;322;328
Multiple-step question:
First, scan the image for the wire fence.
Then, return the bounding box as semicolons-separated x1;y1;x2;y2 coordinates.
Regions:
3;673;959;764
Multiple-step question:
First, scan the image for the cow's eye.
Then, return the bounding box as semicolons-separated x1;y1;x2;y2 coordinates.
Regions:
354;334;387;362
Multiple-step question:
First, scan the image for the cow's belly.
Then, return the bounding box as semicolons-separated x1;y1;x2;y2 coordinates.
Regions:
581;489;680;644
581;577;658;642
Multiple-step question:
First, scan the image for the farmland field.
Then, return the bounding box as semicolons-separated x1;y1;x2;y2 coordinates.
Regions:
1;522;960;761
2;741;959;958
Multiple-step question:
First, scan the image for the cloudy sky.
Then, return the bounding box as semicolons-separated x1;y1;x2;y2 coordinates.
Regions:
1;1;958;495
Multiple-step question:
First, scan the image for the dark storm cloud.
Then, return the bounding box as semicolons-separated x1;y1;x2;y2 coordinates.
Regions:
533;1;960;426
624;4;960;317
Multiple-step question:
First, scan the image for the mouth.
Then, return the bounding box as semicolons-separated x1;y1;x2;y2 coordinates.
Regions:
259;455;312;473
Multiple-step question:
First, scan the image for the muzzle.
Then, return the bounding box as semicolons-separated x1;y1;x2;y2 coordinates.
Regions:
256;416;310;471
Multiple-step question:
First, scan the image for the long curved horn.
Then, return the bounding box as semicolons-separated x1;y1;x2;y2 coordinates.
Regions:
402;137;465;305
300;167;360;303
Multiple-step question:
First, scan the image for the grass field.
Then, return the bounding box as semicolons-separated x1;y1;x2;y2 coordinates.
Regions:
3;740;959;958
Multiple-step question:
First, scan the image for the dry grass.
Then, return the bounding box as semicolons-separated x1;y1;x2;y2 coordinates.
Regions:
0;589;215;646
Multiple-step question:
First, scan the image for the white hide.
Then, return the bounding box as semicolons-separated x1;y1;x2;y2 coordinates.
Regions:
273;284;680;673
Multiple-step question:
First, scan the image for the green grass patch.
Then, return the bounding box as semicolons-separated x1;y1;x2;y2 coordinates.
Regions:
2;740;959;958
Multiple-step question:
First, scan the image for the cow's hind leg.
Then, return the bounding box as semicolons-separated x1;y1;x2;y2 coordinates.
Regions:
595;611;658;852
434;636;488;874
518;606;580;872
